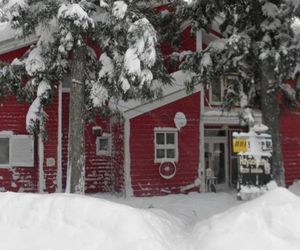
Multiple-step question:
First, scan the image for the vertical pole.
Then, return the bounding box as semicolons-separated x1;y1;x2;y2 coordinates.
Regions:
124;118;133;197
38;135;45;193
56;83;62;192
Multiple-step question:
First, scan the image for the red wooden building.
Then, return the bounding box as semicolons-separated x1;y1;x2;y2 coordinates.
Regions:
0;19;300;197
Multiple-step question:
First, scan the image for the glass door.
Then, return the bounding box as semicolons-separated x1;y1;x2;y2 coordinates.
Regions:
204;128;229;190
205;141;227;184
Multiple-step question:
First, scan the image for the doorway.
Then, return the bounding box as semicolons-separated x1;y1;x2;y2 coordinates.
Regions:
204;129;229;189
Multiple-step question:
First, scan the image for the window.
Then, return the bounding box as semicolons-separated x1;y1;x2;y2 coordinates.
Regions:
0;134;34;168
210;75;239;104
0;138;9;165
154;128;178;163
204;129;227;137
96;134;111;156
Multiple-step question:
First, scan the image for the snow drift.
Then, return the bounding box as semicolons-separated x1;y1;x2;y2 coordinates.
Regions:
0;192;186;250
0;188;300;250
191;188;300;250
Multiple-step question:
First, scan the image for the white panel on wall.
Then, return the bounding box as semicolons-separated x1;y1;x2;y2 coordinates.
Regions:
11;135;34;167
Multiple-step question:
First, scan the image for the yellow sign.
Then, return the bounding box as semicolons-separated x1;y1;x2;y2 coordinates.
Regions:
233;139;248;153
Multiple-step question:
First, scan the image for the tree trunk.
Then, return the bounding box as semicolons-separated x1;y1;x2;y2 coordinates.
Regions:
260;62;285;187
66;46;86;194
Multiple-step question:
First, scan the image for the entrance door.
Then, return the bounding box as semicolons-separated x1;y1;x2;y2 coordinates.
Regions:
204;133;228;188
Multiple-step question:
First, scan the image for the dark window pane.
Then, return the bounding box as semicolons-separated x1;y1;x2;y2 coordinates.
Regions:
166;133;175;144
99;138;109;151
156;133;165;145
211;80;222;102
156;149;165;158
205;130;226;137
166;149;175;158
0;138;9;164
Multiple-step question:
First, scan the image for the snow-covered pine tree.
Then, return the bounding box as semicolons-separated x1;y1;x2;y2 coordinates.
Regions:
175;0;300;186
0;0;170;193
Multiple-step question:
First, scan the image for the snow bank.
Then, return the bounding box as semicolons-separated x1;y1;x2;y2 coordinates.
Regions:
289;180;300;196
0;192;186;250
97;191;239;225
1;188;300;250
112;1;128;20
191;187;300;250
0;22;15;42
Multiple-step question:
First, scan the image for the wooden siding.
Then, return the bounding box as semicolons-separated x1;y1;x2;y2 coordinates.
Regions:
280;105;300;186
61;92;118;193
129;92;201;196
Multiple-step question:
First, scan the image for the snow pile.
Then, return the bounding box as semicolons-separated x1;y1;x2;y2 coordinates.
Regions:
99;52;114;80
121;17;157;92
238;184;267;200
108;70;198;113
200;53;212;68
37;80;51;98
25;47;45;76
57;3;94;30
0;192;186;250
97;191;239;224
289;180;300;196
26;98;41;126
1;188;300;249
26;79;50;134
238;181;277;200
191;188;300;250
91;83;109;107
112;1;128;20
0;22;16;42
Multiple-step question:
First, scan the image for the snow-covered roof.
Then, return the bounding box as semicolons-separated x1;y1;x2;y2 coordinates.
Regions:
0;22;15;43
110;70;200;115
203;107;262;125
0;186;300;249
0;22;37;54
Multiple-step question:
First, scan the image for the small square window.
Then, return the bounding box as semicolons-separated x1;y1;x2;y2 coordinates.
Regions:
99;138;109;151
154;128;178;163
209;75;239;105
0;138;9;165
96;135;111;156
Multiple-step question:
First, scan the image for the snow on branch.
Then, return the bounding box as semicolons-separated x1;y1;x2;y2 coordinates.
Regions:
112;1;128;20
91;82;109;108
25;47;46;77
120;17;157;92
57;3;94;30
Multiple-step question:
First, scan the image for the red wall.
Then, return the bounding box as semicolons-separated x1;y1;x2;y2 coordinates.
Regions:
42;91;59;193
0;96;38;192
62;92;120;193
280;104;300;186
130;92;200;196
0;46;31;63
0;46;59;193
0;93;59;192
111;120;125;193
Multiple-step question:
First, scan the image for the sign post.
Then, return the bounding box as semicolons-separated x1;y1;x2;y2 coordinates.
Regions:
233;125;273;200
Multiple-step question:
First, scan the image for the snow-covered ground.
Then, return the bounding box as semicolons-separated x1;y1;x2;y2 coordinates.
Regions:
0;185;300;250
95;191;240;225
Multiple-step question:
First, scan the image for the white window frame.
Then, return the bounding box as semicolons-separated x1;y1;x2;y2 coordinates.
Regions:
154;128;178;163
0;133;34;168
96;134;112;156
209;75;239;105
